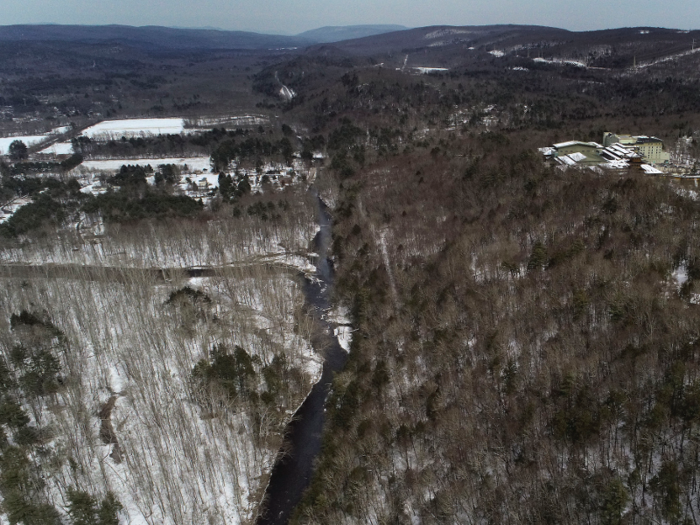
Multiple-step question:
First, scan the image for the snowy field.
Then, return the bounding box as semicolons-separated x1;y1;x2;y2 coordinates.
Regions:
82;118;186;139
1;126;74;155
0;135;49;154
38;142;74;155
6;116;279;160
80;115;272;141
76;157;212;173
4;114;276;159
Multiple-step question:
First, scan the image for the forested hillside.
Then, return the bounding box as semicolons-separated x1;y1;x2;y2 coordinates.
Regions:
263;33;700;525
294;137;700;524
0;183;324;524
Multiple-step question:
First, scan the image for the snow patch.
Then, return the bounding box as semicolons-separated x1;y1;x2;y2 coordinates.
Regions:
279;86;296;101
424;28;471;39
412;67;449;74
533;57;587;68
0;196;32;224
334;326;353;352
673;266;689;288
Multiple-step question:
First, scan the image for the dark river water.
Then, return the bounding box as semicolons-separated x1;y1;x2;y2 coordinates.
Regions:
255;194;349;525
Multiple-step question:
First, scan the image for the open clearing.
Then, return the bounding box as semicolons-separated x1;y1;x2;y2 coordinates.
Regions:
81;118;186;139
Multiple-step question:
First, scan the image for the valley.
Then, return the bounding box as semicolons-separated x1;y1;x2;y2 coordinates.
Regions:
1;21;700;525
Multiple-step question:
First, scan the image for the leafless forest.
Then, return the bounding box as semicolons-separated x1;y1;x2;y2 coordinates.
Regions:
292;135;700;524
0;189;323;524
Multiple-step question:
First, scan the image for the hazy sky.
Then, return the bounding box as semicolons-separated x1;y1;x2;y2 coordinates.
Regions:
2;0;698;34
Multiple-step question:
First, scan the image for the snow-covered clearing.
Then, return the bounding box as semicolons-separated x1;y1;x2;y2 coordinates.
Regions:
0;135;49;154
38;142;74;155
279;85;296;101
424;28;471;39
376;227;400;311
75;157;211;173
81;118;186;139
673;265;688;288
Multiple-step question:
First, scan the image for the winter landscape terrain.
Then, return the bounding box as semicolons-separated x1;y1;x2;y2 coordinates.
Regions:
1;20;700;525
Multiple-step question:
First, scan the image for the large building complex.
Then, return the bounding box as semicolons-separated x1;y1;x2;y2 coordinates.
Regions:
539;133;669;173
602;132;670;164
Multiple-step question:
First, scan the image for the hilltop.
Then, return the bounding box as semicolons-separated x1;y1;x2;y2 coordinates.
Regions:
296;25;408;43
0;24;314;50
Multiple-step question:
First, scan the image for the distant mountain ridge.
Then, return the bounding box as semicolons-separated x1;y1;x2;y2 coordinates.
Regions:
0;24;314;50
302;24;700;67
0;24;408;51
296;25;408;43
304;24;573;55
0;23;696;66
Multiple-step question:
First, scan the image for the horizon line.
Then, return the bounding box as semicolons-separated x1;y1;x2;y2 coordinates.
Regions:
0;22;697;36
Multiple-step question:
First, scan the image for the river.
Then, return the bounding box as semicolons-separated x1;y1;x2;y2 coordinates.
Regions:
255;194;348;525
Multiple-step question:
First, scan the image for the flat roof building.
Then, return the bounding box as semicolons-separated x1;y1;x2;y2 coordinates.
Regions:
539;136;661;175
546;141;605;165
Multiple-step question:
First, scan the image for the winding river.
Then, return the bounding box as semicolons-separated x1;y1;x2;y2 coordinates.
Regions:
255;194;348;525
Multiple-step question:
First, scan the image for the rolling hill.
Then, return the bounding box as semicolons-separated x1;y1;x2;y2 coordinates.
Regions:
0;24;313;51
304;24;700;70
296;24;407;43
